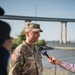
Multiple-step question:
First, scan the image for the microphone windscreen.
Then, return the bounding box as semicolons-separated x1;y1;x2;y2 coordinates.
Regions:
39;46;47;55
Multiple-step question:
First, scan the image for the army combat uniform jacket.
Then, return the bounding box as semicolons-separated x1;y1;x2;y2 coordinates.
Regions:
8;41;43;75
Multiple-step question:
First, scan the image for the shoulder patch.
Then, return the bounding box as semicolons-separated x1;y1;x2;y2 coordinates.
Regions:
11;52;21;61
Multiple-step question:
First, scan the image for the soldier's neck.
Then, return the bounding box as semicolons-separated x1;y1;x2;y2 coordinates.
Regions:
25;40;34;46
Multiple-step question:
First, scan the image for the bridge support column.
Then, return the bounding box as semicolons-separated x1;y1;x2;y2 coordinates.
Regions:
60;22;67;44
64;22;67;44
60;22;63;44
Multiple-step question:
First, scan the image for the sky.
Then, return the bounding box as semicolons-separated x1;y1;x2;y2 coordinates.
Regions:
0;0;75;41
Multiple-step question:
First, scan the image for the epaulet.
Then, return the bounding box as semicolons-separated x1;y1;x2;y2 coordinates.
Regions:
13;44;22;53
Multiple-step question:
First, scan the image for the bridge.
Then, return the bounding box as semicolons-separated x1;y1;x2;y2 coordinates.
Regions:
0;15;75;44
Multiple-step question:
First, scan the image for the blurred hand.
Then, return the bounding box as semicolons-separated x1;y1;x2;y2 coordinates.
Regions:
47;56;62;65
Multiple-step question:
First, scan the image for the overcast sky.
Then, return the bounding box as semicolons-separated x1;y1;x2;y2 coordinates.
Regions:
0;0;75;41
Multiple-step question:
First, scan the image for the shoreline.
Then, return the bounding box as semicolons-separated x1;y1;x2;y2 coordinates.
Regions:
46;42;75;50
54;46;75;50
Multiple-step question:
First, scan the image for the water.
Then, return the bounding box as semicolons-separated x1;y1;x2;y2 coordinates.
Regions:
42;49;75;75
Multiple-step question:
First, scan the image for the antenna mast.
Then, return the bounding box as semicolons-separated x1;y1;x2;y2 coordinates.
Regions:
35;3;37;23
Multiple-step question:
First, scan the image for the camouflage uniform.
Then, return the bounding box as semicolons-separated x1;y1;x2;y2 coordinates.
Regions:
8;41;43;75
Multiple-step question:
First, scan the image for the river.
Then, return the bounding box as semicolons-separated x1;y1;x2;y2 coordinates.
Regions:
42;49;75;75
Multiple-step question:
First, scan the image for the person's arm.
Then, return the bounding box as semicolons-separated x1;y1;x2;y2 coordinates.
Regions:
60;61;75;73
0;65;7;75
0;48;10;75
8;52;24;75
47;56;75;73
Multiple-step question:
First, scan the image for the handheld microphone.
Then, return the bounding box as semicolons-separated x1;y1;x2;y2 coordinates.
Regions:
39;46;49;58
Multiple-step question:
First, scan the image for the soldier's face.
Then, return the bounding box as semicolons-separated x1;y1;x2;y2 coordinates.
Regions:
28;30;40;42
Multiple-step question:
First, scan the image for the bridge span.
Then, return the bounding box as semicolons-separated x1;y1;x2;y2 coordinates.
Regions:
0;15;75;44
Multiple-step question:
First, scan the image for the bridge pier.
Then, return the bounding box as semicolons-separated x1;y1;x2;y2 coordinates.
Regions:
64;22;67;44
60;22;63;44
60;22;67;44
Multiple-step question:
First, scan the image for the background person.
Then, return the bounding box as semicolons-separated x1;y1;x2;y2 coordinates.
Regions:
8;23;43;75
0;20;13;75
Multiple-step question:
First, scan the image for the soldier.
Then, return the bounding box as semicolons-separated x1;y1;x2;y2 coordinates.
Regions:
8;23;43;75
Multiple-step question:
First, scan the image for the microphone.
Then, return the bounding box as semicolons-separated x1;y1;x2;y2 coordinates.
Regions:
39;46;55;63
0;7;5;16
39;46;49;58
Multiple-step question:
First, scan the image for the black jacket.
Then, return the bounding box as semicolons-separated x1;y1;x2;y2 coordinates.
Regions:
0;47;10;75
